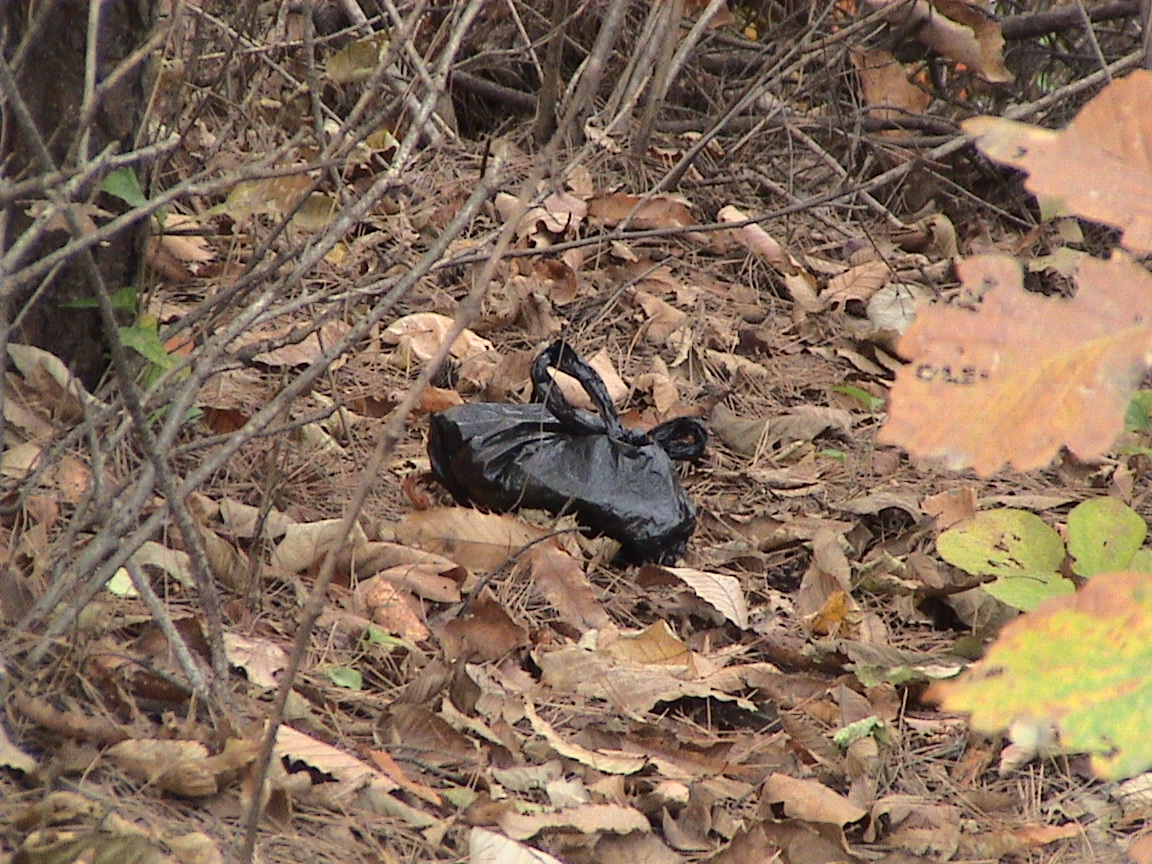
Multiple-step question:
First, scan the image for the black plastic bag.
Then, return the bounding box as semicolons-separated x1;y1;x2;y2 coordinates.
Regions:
427;341;707;564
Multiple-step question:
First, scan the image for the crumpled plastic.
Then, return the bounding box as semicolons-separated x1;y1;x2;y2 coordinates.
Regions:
428;340;707;564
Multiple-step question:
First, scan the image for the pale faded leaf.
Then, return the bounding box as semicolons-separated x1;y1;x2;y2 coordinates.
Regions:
470;828;565;864
640;566;749;629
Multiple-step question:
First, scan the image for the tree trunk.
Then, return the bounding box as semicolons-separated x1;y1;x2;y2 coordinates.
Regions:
1;0;155;391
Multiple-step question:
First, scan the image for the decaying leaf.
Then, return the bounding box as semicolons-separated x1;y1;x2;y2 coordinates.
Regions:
879;253;1152;475
382;312;494;364
965;70;1152;254
761;772;867;826
439;590;529;661
932;569;1152;779
851;48;931;135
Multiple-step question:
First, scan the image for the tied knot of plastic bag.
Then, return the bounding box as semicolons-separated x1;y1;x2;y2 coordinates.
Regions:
428;340;707;564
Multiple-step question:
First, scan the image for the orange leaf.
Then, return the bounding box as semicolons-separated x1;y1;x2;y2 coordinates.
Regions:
879;253;1152;475
966;70;1152;254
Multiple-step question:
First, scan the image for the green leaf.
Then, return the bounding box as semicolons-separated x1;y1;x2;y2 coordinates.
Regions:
818;448;847;462
101;167;147;208
833;716;888;749
327;666;363;690
1067;497;1147;577
982;568;1075;610
937;570;1152;780
60;284;138;315
831;384;884;412
119;318;173;369
1125;389;1152;431
937;508;1065;577
938;509;1069;612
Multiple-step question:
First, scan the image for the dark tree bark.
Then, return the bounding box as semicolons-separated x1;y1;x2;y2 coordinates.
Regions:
1;0;155;391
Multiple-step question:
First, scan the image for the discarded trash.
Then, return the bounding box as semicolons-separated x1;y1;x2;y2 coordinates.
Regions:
428;340;707;564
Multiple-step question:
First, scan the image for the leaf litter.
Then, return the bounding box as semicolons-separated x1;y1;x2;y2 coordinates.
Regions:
4;8;1152;864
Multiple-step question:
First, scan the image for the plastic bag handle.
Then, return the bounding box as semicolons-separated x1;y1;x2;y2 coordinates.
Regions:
531;340;631;440
650;417;708;461
531;342;708;461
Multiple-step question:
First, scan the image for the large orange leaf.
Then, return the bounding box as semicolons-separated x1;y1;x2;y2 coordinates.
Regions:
878;253;1152;475
965;69;1152;254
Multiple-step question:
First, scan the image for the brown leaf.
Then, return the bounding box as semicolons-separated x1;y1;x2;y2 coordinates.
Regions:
866;0;1012;82
711;402;852;455
966;70;1152;253
395;508;546;572
439;590;529;661
639;565;749;629
382;312;494;363
761;773;867;826
359;580;430;642
878;253;1152;475
851;49;932;133
633;290;689;344
588;192;696;230
823;260;892;308
921;487;978;530
516;541;610;632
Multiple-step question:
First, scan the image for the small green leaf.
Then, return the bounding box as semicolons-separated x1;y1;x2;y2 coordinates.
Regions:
119;319;173;369
60;284;138;315
818;448;847;461
1125;390;1152;432
832;384;884;412
327;667;363;690
833;716;888;749
1067;497;1147;578
101;167;147;209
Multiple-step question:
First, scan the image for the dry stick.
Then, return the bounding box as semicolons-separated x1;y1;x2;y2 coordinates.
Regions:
631;0;685;156
603;1;667;131
1074;0;1115;83
558;0;631;144
1000;0;1141;40
533;0;573;145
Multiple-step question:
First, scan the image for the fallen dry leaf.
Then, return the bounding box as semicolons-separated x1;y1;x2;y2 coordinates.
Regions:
851;48;932;134
223;633;287;689
470;827;566;864
588;192;696;230
498;802;650;841
516;541;610;632
761;773;867;826
382;312;495;364
395;508;547;572
866;0;1012;82
639;565;749;629
439;590;529;661
879;253;1152;475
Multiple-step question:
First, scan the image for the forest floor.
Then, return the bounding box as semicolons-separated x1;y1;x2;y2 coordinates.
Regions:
2;2;1149;863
